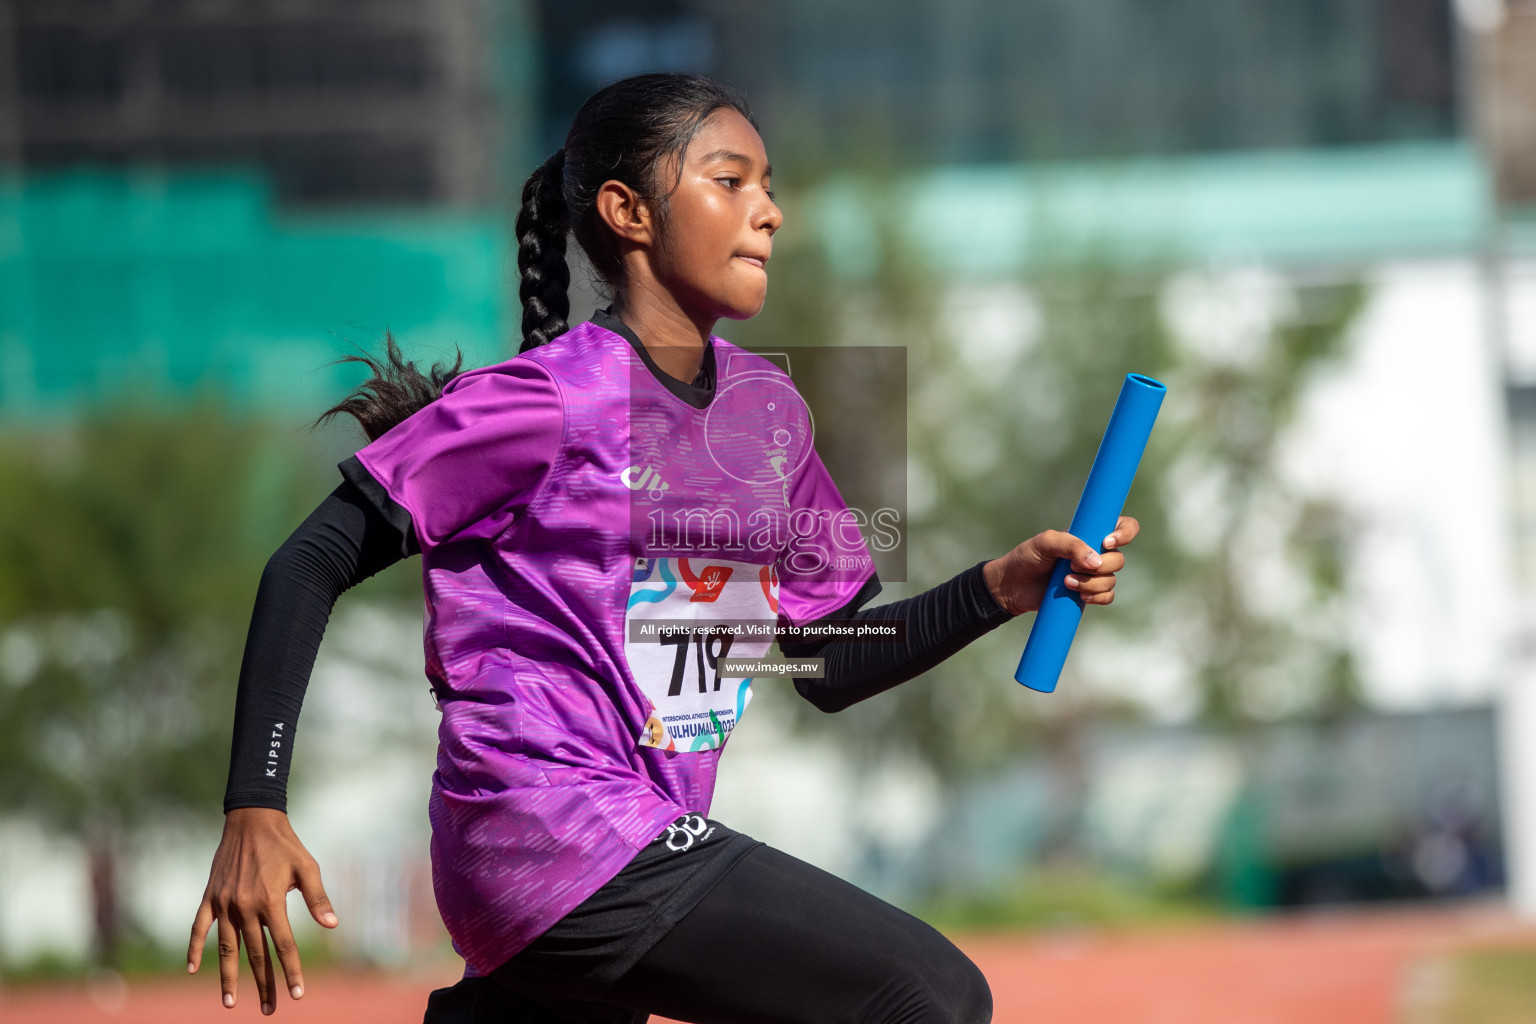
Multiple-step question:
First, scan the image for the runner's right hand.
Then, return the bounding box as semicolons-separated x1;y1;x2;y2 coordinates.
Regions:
187;807;339;1015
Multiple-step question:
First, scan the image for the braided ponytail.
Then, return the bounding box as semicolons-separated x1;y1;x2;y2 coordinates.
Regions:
516;149;572;352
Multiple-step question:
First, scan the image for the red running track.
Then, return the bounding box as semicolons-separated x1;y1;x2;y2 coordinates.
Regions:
1;903;1531;1024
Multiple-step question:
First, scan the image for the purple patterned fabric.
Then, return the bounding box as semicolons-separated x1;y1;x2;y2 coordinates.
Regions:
353;318;876;975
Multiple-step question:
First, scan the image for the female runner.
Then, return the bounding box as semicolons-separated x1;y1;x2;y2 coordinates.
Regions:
187;72;1137;1024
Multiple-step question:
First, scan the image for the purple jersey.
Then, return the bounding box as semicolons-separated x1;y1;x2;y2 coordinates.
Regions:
353;316;877;975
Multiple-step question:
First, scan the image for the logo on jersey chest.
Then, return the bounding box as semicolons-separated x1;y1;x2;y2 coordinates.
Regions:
685;564;733;602
619;464;671;499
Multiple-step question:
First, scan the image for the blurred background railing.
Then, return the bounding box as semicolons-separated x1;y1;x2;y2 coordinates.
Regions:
0;3;1535;1008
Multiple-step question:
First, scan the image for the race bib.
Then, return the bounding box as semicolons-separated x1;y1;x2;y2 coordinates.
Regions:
625;555;779;752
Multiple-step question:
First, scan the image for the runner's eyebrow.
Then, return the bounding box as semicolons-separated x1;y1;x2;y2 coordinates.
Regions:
697;150;772;178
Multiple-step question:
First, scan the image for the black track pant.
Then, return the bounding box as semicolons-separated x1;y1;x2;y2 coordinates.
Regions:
424;844;992;1024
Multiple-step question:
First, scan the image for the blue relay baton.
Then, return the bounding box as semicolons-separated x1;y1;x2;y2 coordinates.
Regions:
1014;373;1166;693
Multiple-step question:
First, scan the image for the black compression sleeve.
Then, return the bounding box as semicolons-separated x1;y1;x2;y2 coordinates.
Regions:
222;479;409;812
781;560;1015;713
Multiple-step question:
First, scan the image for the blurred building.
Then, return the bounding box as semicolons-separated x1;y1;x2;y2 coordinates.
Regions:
0;169;511;418
0;0;535;419
1474;0;1536;206
536;0;1458;163
0;0;1483;416
0;0;532;207
1485;0;1536;922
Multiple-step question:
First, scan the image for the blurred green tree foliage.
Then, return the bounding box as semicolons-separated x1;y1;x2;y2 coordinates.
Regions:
0;403;321;965
732;169;1367;787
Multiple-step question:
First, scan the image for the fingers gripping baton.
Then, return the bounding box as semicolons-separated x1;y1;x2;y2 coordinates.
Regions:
1014;373;1166;693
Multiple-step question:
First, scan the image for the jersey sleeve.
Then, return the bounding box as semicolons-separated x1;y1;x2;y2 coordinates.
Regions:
345;358;563;554
775;445;883;629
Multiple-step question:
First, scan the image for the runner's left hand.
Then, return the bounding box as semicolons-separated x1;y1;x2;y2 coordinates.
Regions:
982;516;1139;616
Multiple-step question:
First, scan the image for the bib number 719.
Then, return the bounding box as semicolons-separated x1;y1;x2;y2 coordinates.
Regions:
659;627;735;695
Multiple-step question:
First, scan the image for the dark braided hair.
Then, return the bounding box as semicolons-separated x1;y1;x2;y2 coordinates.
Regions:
517;148;572;351
320;72;757;440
